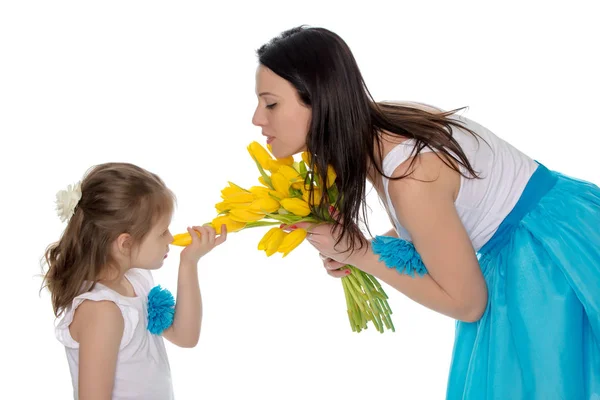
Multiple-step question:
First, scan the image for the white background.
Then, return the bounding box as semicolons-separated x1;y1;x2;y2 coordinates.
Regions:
1;0;598;399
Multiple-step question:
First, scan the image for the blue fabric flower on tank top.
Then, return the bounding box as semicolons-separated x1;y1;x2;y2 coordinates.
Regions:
372;236;428;277
147;285;175;335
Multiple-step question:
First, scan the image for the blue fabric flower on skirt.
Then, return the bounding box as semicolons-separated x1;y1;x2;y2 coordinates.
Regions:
372;236;428;277
147;285;175;335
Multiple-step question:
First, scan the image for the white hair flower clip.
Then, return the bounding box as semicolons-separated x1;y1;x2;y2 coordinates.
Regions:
55;182;82;223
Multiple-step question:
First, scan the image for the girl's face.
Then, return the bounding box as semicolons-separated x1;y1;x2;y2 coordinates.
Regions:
131;213;174;270
252;65;312;158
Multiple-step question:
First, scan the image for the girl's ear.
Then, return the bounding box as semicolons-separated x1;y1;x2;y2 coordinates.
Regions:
115;233;132;256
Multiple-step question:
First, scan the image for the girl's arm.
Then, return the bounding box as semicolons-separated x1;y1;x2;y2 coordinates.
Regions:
73;300;123;400
162;225;226;348
161;261;202;348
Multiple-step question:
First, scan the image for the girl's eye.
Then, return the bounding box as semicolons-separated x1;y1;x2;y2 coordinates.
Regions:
266;103;277;109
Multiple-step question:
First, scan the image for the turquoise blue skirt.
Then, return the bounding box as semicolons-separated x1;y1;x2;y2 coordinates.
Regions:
447;164;600;399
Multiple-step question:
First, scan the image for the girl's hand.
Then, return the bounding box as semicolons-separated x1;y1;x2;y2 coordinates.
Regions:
180;225;227;265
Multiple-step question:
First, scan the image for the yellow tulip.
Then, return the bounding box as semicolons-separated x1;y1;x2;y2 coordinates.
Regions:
222;191;254;204
280;198;311;216
313;164;337;188
171;217;243;246
301;151;311;166
215;190;254;212
229;208;265;222
249;197;280;213
302;187;322;206
248;141;273;171
278;228;308;257
211;215;246;234
171;231;198;246
271;171;291;197
268;157;294;171
249;186;270;197
217;201;256;212
326;165;337;186
266;144;295;165
277;156;295;165
249;186;281;200
215;201;230;213
258;228;286;256
277;165;304;189
267;160;289;172
258;176;270;188
221;181;248;198
258;227;279;251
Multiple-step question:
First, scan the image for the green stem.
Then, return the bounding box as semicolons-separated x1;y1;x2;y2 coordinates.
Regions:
354;270;384;332
341;278;361;332
339;265;395;333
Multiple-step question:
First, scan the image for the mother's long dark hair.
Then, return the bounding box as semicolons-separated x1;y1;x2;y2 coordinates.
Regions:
257;26;479;253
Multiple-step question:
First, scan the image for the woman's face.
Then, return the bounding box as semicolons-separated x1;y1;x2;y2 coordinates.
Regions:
252;65;312;158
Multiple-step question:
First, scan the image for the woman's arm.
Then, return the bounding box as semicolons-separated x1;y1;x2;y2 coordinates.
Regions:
351;153;487;321
313;153;487;321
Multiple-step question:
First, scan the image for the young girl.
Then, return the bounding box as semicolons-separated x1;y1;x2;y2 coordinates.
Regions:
43;162;227;399
253;26;600;398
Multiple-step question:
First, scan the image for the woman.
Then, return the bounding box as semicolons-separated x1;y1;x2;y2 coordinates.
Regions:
252;25;600;399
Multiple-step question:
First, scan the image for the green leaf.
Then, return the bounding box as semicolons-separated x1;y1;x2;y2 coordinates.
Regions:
244;221;282;228
328;184;339;204
299;161;307;176
251;156;274;189
268;192;282;201
227;181;250;192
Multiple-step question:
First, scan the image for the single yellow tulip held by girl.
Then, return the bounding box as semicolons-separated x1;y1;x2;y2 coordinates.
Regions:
172;142;394;333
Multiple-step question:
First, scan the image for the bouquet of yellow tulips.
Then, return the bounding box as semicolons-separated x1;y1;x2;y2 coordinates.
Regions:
172;142;394;333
